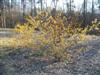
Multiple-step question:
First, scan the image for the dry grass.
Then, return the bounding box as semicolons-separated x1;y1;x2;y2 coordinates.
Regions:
0;37;25;47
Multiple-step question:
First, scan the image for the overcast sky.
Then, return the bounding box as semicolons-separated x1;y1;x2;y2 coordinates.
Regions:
16;0;99;13
46;0;98;11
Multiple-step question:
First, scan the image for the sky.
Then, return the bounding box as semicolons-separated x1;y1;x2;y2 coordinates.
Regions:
46;0;98;12
15;0;99;13
46;0;83;8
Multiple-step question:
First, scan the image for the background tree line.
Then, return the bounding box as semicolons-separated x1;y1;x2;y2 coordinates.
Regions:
0;0;100;28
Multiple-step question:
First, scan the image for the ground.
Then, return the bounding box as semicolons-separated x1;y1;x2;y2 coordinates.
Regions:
0;29;100;75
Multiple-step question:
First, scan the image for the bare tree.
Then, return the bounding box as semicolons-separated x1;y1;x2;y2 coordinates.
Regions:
52;0;59;10
98;0;100;13
21;0;26;21
82;0;87;27
37;0;43;11
40;0;43;11
65;0;74;15
0;0;4;27
91;0;95;20
2;0;6;28
30;0;33;16
33;0;37;16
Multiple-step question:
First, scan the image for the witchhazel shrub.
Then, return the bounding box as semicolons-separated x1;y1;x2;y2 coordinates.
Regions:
15;11;100;62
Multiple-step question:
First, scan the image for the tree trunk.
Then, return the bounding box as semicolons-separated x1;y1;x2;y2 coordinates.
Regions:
91;0;94;20
40;0;43;11
21;0;26;23
33;0;37;16
82;0;87;28
2;0;6;28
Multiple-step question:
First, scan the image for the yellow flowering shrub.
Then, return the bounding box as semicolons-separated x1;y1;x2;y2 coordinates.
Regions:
81;19;100;34
15;12;100;62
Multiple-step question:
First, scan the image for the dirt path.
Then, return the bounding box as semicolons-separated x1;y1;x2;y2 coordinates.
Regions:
0;28;100;75
0;34;100;75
